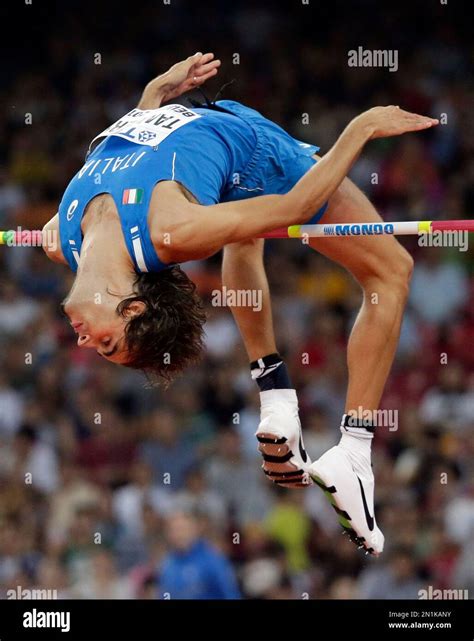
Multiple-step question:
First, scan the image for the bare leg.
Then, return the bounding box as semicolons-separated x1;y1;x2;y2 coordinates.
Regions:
222;238;311;488
222;239;277;361
222;176;413;420
309;177;414;416
307;175;412;555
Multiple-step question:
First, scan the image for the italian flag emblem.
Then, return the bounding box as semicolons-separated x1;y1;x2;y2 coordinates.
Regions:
122;188;144;205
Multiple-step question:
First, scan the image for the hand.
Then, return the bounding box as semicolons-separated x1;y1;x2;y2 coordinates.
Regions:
152;52;221;103
355;106;439;140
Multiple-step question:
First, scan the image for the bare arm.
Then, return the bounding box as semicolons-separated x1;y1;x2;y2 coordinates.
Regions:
153;106;439;263
138;52;221;109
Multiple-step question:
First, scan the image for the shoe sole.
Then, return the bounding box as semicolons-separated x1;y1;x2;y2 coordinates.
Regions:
309;467;377;555
257;432;312;489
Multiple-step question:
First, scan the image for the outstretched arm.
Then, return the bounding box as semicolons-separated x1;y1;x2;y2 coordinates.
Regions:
152;106;439;263
137;52;221;109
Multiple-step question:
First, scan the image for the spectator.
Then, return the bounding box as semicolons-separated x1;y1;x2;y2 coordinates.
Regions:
419;363;474;431
409;250;469;325
157;511;241;599
73;549;133;599
206;427;273;524
8;424;58;494
138;409;197;490
113;461;174;540
358;546;424;599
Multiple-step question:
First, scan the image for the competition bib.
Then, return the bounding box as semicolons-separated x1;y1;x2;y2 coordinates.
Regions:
89;104;202;150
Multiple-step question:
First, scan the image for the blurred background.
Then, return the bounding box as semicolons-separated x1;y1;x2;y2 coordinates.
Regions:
0;0;473;600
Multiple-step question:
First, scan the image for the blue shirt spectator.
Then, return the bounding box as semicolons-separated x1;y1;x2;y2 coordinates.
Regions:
138;409;197;489
157;511;240;599
158;539;240;600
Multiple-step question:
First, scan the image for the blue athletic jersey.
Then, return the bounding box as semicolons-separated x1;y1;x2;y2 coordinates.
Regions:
57;100;326;273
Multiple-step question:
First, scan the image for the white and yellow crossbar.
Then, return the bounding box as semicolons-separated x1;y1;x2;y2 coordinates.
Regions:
260;219;474;239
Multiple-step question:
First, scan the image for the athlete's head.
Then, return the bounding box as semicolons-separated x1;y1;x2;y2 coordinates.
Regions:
62;266;206;384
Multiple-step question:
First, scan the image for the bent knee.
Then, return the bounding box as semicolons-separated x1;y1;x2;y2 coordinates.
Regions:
387;243;414;285
359;241;414;295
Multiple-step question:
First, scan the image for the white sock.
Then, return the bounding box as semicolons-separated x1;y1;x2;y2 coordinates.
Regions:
339;413;373;459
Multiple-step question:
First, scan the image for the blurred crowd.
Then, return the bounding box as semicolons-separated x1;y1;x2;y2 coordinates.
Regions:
0;1;473;600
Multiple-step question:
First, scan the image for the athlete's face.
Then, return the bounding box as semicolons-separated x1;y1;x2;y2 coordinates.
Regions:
61;292;145;364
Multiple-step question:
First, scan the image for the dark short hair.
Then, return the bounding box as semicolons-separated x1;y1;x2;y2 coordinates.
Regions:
117;266;206;385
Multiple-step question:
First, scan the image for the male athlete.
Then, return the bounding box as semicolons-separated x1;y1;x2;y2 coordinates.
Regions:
43;53;439;555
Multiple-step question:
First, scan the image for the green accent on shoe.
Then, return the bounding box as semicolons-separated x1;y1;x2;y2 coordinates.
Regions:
311;473;352;529
338;515;352;529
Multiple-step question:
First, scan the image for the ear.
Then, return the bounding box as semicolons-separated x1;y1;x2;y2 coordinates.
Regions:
122;300;146;319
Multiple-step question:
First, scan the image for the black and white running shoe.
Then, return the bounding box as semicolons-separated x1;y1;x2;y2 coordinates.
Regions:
309;442;384;555
256;389;313;489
